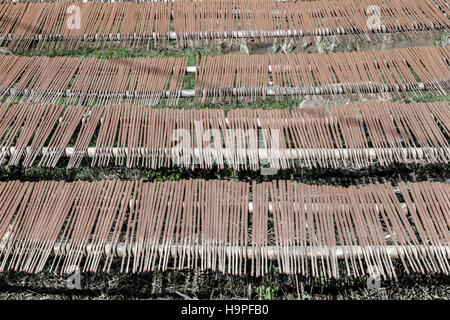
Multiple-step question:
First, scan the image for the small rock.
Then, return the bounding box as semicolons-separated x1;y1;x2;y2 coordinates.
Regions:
397;39;415;49
300;97;351;108
0;47;12;56
437;33;450;46
280;38;295;53
239;39;250;54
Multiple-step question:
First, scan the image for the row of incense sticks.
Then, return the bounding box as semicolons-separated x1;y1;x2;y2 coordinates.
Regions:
195;47;449;102
0;101;448;170
0;46;449;106
0;55;188;106
0;0;449;50
0;179;448;278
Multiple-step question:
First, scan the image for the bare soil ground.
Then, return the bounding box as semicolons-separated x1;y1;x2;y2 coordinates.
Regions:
0;263;449;300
